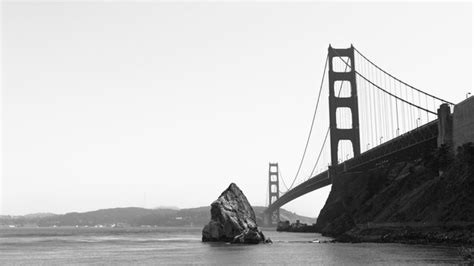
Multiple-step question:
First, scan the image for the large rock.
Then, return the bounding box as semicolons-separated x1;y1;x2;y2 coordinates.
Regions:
202;183;271;244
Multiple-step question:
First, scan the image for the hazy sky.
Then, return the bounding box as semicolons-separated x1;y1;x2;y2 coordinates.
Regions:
1;1;472;217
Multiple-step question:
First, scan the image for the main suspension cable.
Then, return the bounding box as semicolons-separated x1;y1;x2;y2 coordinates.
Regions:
309;127;329;178
279;167;290;191
332;51;438;115
307;61;349;180
288;55;329;190
353;47;454;105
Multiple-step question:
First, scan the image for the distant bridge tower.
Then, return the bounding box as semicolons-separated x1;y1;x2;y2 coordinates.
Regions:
328;45;361;167
264;163;280;225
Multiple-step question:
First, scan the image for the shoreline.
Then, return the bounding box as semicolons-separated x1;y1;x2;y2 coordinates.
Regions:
327;225;474;247
276;222;474;247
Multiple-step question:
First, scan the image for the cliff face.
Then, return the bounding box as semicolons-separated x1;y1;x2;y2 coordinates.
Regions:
315;143;474;244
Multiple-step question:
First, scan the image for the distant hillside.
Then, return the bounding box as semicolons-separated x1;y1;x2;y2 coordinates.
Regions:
23;213;56;219
1;206;315;227
253;207;316;225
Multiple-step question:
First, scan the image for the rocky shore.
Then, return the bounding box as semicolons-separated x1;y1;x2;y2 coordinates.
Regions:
315;143;474;246
338;224;474;245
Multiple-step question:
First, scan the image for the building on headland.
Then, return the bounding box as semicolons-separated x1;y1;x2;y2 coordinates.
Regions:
438;96;474;152
452;96;474;150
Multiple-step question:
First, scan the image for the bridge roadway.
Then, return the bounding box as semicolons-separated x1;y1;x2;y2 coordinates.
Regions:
265;120;439;215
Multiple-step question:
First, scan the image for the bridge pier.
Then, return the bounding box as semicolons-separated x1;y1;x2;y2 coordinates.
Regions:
437;103;453;150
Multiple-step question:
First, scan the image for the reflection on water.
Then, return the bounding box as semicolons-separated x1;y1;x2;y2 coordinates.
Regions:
0;227;463;264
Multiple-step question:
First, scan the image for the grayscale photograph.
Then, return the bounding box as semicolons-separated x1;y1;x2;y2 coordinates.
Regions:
1;1;473;264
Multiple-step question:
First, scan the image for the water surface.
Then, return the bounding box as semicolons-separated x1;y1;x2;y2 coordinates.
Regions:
0;227;463;264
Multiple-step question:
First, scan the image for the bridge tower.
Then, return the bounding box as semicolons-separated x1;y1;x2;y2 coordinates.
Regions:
328;45;361;167
264;163;280;226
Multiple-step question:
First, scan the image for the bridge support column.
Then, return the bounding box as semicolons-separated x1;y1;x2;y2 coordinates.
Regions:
328;166;337;183
266;163;280;226
328;45;361;167
437;103;453;150
437;103;454;176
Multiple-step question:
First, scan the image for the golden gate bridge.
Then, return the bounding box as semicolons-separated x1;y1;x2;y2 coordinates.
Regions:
264;45;454;225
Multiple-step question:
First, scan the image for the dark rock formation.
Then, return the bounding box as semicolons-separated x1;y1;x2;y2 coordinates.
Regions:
315;143;474;244
277;220;291;231
277;220;317;232
202;183;271;244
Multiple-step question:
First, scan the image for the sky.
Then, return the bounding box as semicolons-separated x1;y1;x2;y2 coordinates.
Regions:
1;1;472;217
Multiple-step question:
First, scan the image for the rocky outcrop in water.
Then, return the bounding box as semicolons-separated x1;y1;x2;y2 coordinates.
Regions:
202;183;271;244
277;220;317;232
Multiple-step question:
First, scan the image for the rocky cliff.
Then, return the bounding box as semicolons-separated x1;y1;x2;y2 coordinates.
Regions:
315;143;474;244
202;183;270;244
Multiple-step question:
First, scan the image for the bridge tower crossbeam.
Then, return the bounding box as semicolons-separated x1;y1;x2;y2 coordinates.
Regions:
328;45;361;166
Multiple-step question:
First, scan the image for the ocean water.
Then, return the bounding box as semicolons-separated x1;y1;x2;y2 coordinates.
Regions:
0;227;464;265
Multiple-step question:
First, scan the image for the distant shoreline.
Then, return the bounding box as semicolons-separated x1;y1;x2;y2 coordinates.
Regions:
0;206;315;229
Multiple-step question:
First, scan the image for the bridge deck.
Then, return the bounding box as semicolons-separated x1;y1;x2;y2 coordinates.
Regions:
265;120;439;214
